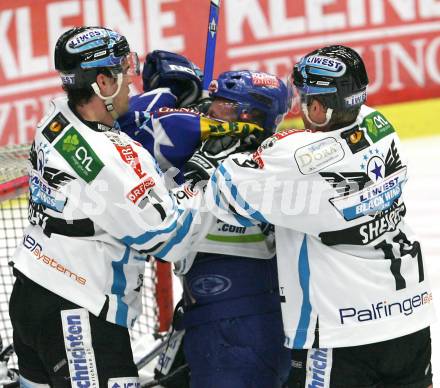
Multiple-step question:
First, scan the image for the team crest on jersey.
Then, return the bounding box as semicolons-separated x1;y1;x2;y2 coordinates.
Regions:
320;140;407;222
29;142;75;213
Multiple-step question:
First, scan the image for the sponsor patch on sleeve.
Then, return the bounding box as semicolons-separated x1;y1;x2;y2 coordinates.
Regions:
42;113;69;143
294;137;345;175
54;127;104;183
362;111;395;143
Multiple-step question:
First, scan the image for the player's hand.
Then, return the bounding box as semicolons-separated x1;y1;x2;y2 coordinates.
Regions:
184;136;258;187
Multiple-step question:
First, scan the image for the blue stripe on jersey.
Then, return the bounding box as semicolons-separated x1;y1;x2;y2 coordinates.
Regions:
293;235;312;348
154;210;194;258
111;247;130;327
211;171;255;227
218;164;268;224
121;209;183;246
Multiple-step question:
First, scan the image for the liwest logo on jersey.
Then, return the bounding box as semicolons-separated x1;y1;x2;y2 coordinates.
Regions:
29;142;75;214
339;291;433;324
61;309;99;388
321;139;406;221
55;127;104;183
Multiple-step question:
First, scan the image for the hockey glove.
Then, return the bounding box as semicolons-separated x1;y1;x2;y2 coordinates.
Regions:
142;50;203;107
184;135;259;187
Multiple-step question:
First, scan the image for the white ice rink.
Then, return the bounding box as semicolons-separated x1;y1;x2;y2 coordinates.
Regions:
401;135;440;386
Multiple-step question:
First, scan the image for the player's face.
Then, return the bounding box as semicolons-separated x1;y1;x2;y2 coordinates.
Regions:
207;98;240;122
113;61;133;116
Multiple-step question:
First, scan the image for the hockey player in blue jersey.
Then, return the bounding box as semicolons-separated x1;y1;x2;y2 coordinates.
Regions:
179;70;293;388
117;50;263;183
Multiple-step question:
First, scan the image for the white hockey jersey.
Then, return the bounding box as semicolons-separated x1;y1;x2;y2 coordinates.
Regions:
205;105;436;348
12;97;212;328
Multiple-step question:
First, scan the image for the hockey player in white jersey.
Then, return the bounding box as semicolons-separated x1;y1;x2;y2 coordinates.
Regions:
204;45;436;387
8;27;213;387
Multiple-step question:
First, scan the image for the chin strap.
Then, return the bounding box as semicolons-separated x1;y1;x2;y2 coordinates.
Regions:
91;73;123;120
301;102;333;128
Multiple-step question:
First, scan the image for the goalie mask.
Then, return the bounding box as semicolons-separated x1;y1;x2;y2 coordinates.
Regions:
54;26;140;115
208;70;293;133
291;45;369;127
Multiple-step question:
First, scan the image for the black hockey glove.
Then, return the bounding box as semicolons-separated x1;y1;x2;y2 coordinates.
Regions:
184;135;260;187
142;50;203;107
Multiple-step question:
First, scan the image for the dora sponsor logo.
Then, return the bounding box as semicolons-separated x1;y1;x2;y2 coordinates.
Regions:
23;234;86;285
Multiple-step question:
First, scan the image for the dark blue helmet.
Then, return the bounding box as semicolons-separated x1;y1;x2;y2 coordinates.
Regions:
208;70;293;132
292;45;369;111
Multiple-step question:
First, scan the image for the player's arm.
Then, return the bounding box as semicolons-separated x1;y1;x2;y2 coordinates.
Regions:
72;135;212;262
205;131;308;229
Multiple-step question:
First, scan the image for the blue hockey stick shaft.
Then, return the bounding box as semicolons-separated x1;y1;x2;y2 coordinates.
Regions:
202;0;221;92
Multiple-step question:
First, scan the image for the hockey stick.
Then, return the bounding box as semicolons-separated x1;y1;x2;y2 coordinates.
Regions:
202;0;221;95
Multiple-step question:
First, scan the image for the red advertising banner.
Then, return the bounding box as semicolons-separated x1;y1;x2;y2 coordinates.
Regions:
1;0;439;146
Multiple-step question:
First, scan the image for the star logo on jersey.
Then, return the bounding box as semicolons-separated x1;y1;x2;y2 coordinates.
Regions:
320;140;407;221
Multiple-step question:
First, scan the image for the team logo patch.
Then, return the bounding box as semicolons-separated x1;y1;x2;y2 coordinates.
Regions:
321;139;406;221
42;113;69;143
61;309;98;387
251;72;280;88
190;274;232;296
55;127;104;183
295;137;345;175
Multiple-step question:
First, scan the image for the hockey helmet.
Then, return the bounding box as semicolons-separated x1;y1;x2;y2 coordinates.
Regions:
208;70;293;132
292;45;369;111
54;26;139;89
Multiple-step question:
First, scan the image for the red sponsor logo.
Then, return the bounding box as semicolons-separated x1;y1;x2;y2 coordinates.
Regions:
273;128;307;140
127;177;156;204
251;72;280;88
115;144;146;179
252;149;265;169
